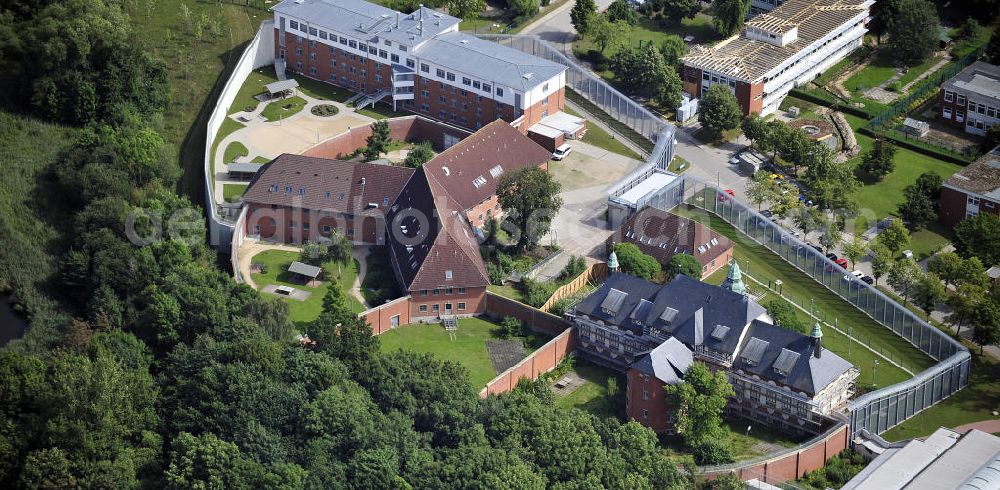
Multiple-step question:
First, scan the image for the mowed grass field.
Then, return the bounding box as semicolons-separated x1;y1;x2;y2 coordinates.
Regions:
378;318;515;389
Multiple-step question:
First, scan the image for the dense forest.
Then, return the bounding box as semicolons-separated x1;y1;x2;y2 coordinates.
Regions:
0;1;697;487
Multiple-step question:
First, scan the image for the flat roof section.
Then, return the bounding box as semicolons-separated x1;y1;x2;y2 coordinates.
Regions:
617;172;678;207
945;61;1000;100
265;79;299;95
288;261;322;278
681;0;870;83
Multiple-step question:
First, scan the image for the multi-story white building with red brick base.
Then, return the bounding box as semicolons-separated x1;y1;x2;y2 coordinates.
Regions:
681;0;872;116
270;0;584;145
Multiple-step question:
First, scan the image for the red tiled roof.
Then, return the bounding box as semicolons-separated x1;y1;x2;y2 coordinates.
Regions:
386;169;489;292
607;207;734;268
242;154;414;213
423;119;551;211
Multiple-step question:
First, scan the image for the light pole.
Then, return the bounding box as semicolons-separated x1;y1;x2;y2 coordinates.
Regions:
745;425;752;443
775;279;783;295
873;359;880;385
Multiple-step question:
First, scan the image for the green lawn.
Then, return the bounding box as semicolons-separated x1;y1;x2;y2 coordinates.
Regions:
894;55;945;88
249;249;364;326
223;141;248;163
674;206;936;381
843;51;899;93
705;264;914;388
563;106;642;159
844;114;962;222
228;67;280;115
908;222;953;261
223;183;247;203
575;14;718;61
553;360;623;420
261;96;307;122
251;155;272;164
378;317;522;388
488;284;526;303
210;117;246;181
778;96;825;121
565;88;655;154
354;101;410;120
662;419;804;465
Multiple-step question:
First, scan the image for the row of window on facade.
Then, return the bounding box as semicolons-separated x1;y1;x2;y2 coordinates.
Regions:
288;18;410;53
262;185;390;207
945;91;999;118
284;25;505;99
253;221;355;237
968;195;997;210
417;302;467;313
760;21;862;84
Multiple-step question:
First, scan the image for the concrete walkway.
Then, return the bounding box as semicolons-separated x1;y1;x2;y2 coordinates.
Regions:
350;246;371;309
213;92;376;204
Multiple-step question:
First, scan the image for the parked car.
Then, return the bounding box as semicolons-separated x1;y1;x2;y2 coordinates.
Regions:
843;270;864;282
810;244;823;253
761;209;773;218
552;143;572;160
835;258;849;269
718;189;736;202
861;275;874;285
825;252;838;261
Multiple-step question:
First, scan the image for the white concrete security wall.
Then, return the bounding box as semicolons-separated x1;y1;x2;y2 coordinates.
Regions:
204;20;275;250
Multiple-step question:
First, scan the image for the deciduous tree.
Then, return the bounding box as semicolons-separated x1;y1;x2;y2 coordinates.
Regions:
859;138;896;181
364;120;391;161
878;219;911;255
665;362;734;449
607;0;637;24
666;253;701;279
447;0;486;19
613;243;661;280
711;0;749;37
698;84;742;137
403;142;434;168
496;166;563;251
887;0;940;65
954;213;1000;266
843;237;867;271
571;0;598;36
912;272;946;318
888;259;921;304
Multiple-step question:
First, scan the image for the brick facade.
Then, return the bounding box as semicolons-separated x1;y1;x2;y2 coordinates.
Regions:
244;202;384;244
938;89;968;131
408;286;487;321
361;296;412;335
681;65;762;115
939;185;1000;228
626;369;674;433
276;29;564;134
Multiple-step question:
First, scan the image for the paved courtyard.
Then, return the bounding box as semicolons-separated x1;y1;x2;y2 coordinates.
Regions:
213;92;377;204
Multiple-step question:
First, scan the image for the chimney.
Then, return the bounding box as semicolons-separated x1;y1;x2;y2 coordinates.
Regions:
694;308;704;346
811;321;823;358
396;12;400;28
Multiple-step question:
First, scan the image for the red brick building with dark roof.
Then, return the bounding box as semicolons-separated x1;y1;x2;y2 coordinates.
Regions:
241;120;550;321
606;207;734;280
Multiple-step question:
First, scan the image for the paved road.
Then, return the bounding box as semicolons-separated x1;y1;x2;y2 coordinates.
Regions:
519;0;614;50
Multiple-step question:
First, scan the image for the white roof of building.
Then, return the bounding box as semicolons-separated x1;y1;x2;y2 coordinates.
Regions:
272;0;565;92
843;428;1000;490
681;0;871;82
530;111;586;138
616;172;678;206
945;61;1000;100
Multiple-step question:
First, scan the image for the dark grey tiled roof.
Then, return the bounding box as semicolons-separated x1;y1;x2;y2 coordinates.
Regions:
734;320;853;395
632;337;693;385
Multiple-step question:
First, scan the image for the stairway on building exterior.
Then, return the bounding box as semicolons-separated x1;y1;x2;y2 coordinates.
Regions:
354;90;390;111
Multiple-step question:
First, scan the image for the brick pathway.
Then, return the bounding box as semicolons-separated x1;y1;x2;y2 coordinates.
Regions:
953;419;1000;435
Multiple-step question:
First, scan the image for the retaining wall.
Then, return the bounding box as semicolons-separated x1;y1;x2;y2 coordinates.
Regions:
483;291;572;337
701;421;849;484
358;296;413;335
302;115;470;159
479;327;577;398
205;21;275;250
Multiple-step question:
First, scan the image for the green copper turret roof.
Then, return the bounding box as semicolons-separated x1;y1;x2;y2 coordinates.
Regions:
721;260;746;296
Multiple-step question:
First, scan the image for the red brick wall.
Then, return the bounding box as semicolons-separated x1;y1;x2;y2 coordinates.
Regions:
521;87;566;131
302;116;470;159
465;196;502;229
938;89;967;130
735;80;764;115
700;423;849;485
682;65;702;100
701;246;733;280
483;292;573;337
408;286;487;320
528;130;564;152
480;327;577;396
360;296;412;335
626;369;673;433
244;203;384;244
939;186;968;228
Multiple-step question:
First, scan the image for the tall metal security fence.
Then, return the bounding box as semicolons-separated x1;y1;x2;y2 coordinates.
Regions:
477;35;676;168
678;176;970;437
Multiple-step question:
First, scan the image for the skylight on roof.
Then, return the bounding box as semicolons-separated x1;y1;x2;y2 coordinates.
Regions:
711;325;730;341
445;270;453;280
489;165;503;178
660;307;679;324
741;337;770;365
472;175;487;188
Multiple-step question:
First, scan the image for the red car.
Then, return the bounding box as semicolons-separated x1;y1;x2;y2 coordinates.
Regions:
835;258;849;269
718;189;736;202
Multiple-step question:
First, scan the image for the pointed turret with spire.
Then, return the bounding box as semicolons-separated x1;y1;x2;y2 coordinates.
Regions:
811;321;823;358
721;260;747;296
608;249;619;273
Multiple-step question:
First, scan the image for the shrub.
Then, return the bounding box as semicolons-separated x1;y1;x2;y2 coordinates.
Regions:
522;278;557;307
559;255;587;281
500;316;525;339
692;439;734;465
